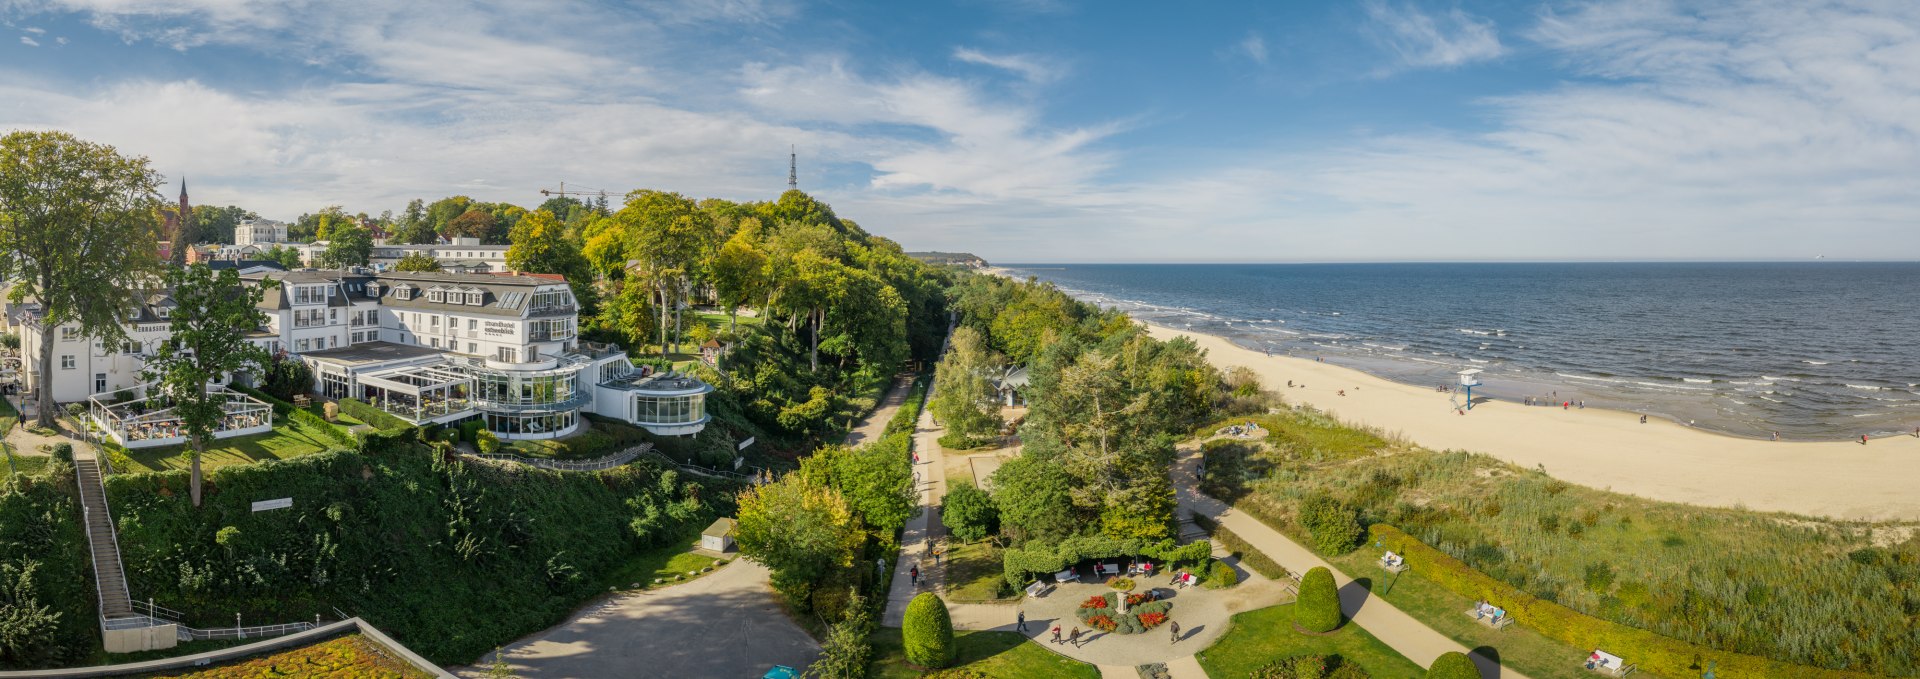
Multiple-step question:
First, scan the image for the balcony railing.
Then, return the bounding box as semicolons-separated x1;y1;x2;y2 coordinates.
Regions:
526;303;576;316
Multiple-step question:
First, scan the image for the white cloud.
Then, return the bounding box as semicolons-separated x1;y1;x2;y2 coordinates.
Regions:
1237;31;1268;64
22;26;45;33
1361;0;1504;71
952;47;1061;83
18;36;37;46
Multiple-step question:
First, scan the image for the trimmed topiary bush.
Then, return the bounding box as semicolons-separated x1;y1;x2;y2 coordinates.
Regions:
903;592;954;668
1427;651;1480;679
1206;560;1238;588
1296;566;1341;633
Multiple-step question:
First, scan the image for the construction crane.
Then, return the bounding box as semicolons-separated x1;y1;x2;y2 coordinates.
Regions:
537;182;612;203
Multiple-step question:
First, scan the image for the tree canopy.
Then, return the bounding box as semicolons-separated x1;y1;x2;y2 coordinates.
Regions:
141;265;272;506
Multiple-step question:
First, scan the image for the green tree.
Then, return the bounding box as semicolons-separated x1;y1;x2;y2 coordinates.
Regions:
446;208;498;241
261;244;304;269
395;198;438;244
1296;566;1341;633
1427;651;1481;679
929;326;1003;441
804;597;873;679
0;561;64;667
988;455;1077;543
505;210;592;306
319;219;373;269
902;592;954;668
140;265;272;507
394;251;443;272
708;226;769;336
800;436;916;539
187;204;253;244
425;195;473;235
1301;494;1363;556
0;130;166;428
941;483;997;542
733;473;863;604
611;190;714;360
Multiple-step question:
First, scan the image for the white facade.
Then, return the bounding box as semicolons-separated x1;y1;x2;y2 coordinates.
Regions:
234;218;289;247
370;237;508;273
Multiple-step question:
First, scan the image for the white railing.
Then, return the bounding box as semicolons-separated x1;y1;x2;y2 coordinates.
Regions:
465;444;650;472
74;457;134;631
180;620;315;642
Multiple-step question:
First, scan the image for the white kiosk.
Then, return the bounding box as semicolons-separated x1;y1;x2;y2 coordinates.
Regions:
1458;368;1483;410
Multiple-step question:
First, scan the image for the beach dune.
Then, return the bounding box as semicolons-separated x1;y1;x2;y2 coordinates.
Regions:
1147;322;1920;522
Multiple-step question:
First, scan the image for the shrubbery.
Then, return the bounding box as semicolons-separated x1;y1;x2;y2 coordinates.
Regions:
1426;651;1480;679
941;484;997;542
0;465;95;669
1295;566;1341;633
337;398;410;432
902;593;954;668
1074;591;1171;634
1299;494;1362;556
104;445;723;665
1251;654;1372;679
1205;560;1238;588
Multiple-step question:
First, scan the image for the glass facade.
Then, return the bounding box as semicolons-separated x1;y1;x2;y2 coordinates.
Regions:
473;368;580;409
633;393;707;425
485;410;576;436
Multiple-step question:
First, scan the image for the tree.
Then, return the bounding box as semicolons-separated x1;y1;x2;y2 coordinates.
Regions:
708;227;769;336
1300;494;1363;556
395;198;437;244
394;251;442;272
611;190;714;360
941;483;997;542
141;265;271;507
0;130;165;428
261;244;304;269
804;597;873;679
1295;566;1341;633
0;560;64;667
902;592;954;668
319;220;373;269
733;474;863;604
988;455;1077;542
1427;651;1481;679
187;204;252;244
929;327;1003;441
505;210;592;306
799;436;916;539
446;209;498;241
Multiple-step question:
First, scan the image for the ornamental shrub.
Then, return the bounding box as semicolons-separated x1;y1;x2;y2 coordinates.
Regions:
476;430;500;455
902;593;954;668
1301;495;1363;556
1296;566;1341;633
1206;560;1238;588
1426;651;1480;679
941;483;997;542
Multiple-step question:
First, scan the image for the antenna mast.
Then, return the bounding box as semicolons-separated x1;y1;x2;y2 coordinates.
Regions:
788;145;798;191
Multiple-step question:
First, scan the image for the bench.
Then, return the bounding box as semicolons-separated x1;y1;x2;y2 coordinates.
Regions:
1054;569;1080;584
1463;608;1515;630
1025;580;1054;598
1583;650;1635;676
1096;563;1120;577
1380;558;1408;574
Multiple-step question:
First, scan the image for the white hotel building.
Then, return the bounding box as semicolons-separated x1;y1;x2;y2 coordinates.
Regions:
19;269;710;447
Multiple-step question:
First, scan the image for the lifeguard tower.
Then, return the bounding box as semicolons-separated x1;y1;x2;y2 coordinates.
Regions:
1457;369;1483;410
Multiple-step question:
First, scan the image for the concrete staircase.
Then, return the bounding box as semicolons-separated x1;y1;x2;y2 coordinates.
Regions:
73;455;135;621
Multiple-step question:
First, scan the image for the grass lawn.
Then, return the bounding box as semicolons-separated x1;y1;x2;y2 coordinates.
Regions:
943;541;1015;602
304;403;364;428
1197;604;1425;679
870;628;1099;679
597;533;732;591
4;451;47;477
1329;552;1613;679
117;416;346;474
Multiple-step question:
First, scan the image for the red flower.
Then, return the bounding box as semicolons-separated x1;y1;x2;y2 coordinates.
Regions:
1081;595;1110;609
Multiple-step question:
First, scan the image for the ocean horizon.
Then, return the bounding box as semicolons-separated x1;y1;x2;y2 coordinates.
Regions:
999;261;1920;441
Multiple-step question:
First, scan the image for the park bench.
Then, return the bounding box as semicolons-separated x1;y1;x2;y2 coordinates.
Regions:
1054;568;1081;584
1378;552;1408;574
1582;650;1635;676
1024;580;1054;598
1464;607;1514;630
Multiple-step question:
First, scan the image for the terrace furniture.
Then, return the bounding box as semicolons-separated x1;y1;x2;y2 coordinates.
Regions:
1054;569;1080;584
1025;580;1054;598
1583;650;1635;676
1464;605;1515;630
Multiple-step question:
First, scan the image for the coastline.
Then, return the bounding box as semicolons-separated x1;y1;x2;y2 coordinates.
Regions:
1141;320;1920;522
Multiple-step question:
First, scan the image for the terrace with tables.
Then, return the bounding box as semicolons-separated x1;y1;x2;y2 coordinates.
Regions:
357;361;476;424
88;385;274;449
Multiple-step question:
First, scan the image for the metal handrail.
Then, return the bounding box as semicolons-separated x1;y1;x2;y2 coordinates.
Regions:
465;444;650;472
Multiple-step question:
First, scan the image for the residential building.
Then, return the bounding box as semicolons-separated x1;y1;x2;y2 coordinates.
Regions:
369;237;508;273
234;218;289;247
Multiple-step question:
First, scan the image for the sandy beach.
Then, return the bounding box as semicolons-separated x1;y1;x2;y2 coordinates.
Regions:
1144;321;1920;522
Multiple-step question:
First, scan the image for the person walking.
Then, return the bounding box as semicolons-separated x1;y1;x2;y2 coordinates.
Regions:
1862;434;1870;445
1068;627;1082;648
909;564;919;587
933;547;941;566
1016;609;1028;633
1169;621;1181;643
1051;624;1062;644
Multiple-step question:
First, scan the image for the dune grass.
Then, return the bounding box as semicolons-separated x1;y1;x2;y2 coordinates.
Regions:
1196;603;1425;679
869;628;1098;679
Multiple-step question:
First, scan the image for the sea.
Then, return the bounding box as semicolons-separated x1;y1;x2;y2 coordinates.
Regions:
997;262;1920;441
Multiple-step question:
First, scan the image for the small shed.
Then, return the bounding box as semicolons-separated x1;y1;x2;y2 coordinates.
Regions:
700;339;732;366
992;366;1031;407
701;517;737;553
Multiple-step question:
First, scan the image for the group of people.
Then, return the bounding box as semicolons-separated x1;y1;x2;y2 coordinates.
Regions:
1049;624;1087;648
1218;421;1261;438
1171;570;1199;588
1473;600;1507;625
1523;395;1585;409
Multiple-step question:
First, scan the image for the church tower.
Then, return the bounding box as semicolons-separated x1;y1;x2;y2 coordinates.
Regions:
169;178;190;265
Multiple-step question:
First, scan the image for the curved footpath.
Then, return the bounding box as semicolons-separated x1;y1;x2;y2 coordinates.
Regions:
1173;443;1530;679
1147;322;1920;522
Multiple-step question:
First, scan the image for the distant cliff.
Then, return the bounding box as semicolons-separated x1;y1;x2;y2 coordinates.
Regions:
906;251;988;268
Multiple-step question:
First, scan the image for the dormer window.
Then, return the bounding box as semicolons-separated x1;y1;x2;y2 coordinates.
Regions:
366;282;382;298
393;284;413;301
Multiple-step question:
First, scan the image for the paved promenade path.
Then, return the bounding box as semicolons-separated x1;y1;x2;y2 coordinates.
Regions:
882;385;950;627
1173;441;1531;679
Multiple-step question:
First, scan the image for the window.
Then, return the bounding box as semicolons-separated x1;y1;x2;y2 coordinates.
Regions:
293;285;326;305
123;341;139;355
328;336;338;349
431;338;440;349
467;342;477;354
430;315;439;329
329;309;338;324
497;347;517;363
296;339;311;352
60;328;78;341
95;373;107;393
366;330;378;342
468;319;477;331
60;355;74;369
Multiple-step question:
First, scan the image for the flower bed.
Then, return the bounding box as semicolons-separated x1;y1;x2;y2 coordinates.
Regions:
1106;575;1136;591
1074;591;1173;635
133;634;434;678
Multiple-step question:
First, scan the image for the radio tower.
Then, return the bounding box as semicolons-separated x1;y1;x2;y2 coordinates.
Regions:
788;145;798;191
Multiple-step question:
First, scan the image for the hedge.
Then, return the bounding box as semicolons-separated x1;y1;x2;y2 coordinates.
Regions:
337;398;411;433
1426;651;1479;679
903;592;954;668
1002;534;1214;588
355;426;419;457
229;383;294;418
1192;514;1290;581
883;376;929;438
1295;566;1340;633
1368;524;1882;679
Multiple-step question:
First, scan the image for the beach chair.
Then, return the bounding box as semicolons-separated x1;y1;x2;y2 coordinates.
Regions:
1379;553;1408;574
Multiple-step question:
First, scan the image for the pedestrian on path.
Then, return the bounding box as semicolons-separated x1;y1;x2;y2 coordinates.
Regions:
1068;627;1082;648
933;547;941;566
1016;609;1027;633
1050;625;1062;644
1169;621;1180;643
910;564;919;587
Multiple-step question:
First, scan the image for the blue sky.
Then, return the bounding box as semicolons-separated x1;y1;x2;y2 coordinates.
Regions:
2;1;1916;262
